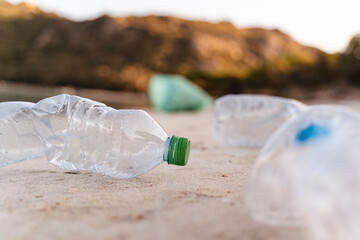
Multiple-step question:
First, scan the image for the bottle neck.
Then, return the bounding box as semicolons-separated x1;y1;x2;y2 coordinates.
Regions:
163;137;171;163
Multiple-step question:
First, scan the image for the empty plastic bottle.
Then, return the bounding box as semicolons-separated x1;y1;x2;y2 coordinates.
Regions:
0;94;191;179
244;105;360;227
215;94;307;148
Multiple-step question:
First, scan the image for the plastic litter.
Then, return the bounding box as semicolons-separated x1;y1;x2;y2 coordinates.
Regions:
244;105;360;238
214;94;307;148
0;94;191;179
149;74;213;112
304;131;360;240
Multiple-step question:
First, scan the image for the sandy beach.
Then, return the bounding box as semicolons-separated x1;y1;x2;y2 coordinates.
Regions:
1;1;359;238
1;100;359;240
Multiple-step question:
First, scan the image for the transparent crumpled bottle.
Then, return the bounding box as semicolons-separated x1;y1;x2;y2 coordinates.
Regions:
244;105;360;228
214;94;307;148
0;94;191;179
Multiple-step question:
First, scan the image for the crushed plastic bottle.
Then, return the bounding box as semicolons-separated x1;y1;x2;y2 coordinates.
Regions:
0;94;191;179
214;94;307;148
244;105;360;228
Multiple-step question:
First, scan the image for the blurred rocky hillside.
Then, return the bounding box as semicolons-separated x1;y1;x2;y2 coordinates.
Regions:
0;0;358;95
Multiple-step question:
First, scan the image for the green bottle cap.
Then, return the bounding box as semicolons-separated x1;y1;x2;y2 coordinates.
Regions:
168;136;191;166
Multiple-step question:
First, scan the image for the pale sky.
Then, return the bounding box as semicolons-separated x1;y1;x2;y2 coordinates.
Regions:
8;0;360;53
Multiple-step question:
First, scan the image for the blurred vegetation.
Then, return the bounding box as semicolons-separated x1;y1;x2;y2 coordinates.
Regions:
338;34;360;85
0;1;359;96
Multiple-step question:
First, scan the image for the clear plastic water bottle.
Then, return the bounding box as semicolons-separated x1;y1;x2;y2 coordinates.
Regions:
244;105;360;227
214;94;307;148
0;94;191;179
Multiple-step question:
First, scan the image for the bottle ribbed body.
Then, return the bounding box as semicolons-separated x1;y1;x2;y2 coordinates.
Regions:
215;94;307;148
0;94;169;179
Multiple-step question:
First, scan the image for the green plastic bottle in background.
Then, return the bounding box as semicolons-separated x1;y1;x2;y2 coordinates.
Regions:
149;74;213;112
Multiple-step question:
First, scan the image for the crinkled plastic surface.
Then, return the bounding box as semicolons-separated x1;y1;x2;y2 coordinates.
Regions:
215;94;307;148
0;94;169;179
245;105;360;238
